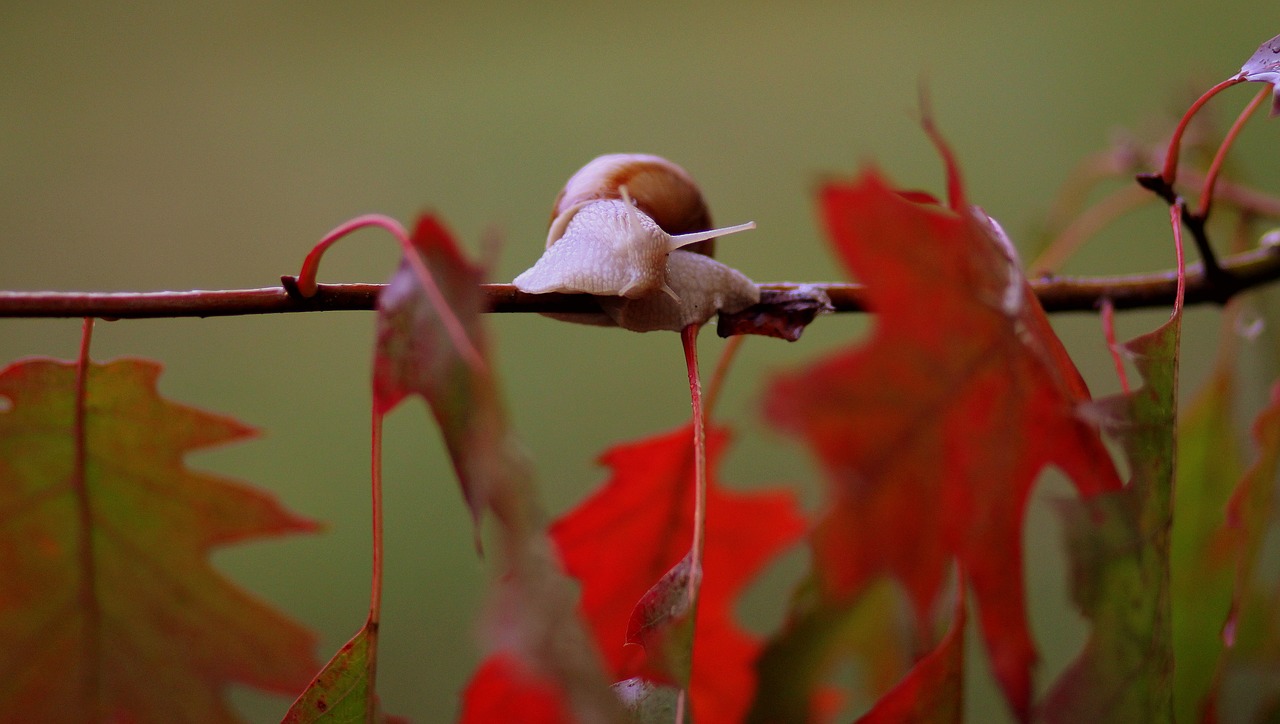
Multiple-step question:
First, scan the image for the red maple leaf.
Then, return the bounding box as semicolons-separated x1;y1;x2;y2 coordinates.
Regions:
460;425;805;723
459;654;571;724
765;169;1122;718
550;425;806;723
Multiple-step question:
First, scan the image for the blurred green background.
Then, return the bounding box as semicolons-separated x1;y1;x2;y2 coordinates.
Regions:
1;2;1276;721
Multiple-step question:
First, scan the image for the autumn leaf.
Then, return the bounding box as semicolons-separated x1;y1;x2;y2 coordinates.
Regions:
459;654;573;724
1040;299;1181;722
462;424;806;723
372;214;497;536
548;424;807;724
765;169;1122;718
0;357;319;722
374;215;619;722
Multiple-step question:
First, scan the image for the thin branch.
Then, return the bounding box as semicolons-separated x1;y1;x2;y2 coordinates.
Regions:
1;245;1279;322
1136;171;1224;282
0;284;382;319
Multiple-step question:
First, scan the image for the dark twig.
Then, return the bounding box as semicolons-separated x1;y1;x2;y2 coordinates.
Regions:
1;244;1278;322
1135;173;1225;286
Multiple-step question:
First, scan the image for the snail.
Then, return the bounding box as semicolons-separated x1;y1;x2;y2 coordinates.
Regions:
512;154;761;332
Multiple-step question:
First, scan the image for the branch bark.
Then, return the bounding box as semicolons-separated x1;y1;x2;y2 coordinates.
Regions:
1;245;1277;321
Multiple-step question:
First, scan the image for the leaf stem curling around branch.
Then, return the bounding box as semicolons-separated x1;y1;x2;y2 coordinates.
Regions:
291;214;485;369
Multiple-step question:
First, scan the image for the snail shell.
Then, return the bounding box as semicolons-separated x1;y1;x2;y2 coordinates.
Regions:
547;154;716;255
512;154;760;332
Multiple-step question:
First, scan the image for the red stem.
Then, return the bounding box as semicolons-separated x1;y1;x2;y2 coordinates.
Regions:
681;324;707;593
1160;76;1246;185
72;318;102;715
367;409;385;698
1198;85;1271;220
678;323;707;724
1100;299;1130;395
1172;202;1187;315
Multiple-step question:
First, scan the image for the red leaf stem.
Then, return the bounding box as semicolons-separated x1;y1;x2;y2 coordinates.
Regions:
1198;85;1271;220
1160;76;1246;185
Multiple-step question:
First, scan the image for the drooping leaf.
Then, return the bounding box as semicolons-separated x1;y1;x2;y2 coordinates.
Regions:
0;357;319;722
765;169;1121;718
856;583;965;724
374;216;619;722
372;214;497;535
523;425;806;724
1040;297;1182;722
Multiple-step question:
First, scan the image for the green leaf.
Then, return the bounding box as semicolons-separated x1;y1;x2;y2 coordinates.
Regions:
0;357;319;722
1041;310;1179;723
283;622;403;724
1170;363;1240;722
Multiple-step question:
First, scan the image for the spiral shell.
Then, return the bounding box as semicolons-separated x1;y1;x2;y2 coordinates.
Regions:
547;154;716;254
512;153;760;332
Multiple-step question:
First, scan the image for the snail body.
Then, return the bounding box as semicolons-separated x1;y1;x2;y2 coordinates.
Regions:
512;154;760;331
